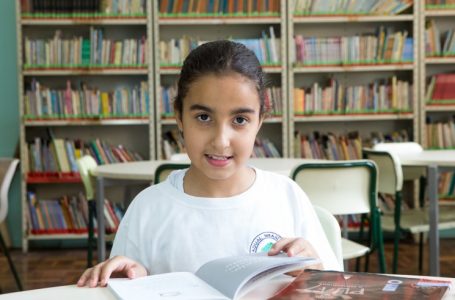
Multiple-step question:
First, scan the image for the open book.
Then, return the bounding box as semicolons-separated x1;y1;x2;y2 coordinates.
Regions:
269;269;452;300
108;253;319;300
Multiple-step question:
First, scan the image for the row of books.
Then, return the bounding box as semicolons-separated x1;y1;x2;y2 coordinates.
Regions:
293;0;413;15
425;119;455;149
159;0;280;16
24;79;149;119
28;137;143;173
426;74;455;103
27;191;123;234
426;0;455;7
159;27;280;66
439;171;455;199
293;28;413;65
24;29;148;68
294;130;410;160
425;20;455;57
294;76;412;114
252;138;281;158
159;85;282;117
21;0;146;16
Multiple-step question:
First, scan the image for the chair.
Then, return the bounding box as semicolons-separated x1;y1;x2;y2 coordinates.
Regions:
0;158;23;291
363;148;455;274
313;205;343;270
154;163;191;184
76;155;98;268
291;160;386;273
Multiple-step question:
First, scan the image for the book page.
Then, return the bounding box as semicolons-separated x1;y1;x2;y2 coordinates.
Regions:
108;272;228;300
195;253;318;300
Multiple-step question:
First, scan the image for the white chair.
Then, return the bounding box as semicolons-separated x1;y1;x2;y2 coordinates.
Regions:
170;153;190;161
363;148;455;274
313;205;343;270
0;158;23;291
291;160;386;273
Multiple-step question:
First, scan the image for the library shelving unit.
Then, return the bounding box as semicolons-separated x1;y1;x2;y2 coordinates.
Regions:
420;1;455;201
153;0;288;159
287;0;419;159
16;1;154;251
420;1;455;148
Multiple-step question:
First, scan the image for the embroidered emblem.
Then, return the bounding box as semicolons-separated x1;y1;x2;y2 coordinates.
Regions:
249;232;282;253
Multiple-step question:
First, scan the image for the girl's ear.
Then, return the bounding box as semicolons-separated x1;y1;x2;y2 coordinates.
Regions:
175;110;183;132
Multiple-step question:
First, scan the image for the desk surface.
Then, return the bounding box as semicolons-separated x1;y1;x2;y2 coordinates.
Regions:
1;275;454;300
398;150;455;167
92;158;324;180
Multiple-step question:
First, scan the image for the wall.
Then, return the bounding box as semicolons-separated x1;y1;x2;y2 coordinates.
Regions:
0;0;21;248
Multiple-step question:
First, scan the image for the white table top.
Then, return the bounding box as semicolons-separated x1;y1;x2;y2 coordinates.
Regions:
92;158;325;180
398;150;455;167
1;275;453;300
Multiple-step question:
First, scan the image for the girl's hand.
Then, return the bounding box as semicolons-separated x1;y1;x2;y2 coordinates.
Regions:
77;255;148;287
268;237;323;276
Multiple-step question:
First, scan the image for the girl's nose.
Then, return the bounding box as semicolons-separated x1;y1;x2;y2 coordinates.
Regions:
211;124;231;150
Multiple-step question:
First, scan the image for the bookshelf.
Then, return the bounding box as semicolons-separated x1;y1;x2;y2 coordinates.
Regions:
420;1;455;200
17;0;154;251
420;1;455;149
153;0;288;159
16;0;455;250
288;0;418;159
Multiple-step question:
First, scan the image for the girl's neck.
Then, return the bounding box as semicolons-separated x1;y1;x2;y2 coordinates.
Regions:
183;166;256;198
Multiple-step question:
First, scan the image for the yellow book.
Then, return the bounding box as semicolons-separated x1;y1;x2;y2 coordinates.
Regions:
114;41;122;65
53;139;71;172
101;92;110;115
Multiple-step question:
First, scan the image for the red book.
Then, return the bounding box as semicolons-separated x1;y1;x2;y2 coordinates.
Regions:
270;270;450;300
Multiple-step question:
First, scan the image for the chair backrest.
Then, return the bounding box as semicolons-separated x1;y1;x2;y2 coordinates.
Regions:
154;163;190;184
313;205;343;270
0;158;20;224
291;160;378;215
372;142;425;180
76;155;98;201
363;149;403;194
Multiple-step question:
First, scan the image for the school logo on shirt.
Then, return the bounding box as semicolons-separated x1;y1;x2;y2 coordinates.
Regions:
249;232;282;253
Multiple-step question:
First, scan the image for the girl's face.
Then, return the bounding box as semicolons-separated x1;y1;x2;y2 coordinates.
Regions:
176;73;263;193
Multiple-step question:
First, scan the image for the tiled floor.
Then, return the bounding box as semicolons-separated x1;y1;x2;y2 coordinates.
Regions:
1;238;455;294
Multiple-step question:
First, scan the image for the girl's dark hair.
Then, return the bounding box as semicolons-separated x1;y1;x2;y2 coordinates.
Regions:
174;40;266;116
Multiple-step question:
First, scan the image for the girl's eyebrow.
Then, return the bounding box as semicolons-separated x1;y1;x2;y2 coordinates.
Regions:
189;104;255;115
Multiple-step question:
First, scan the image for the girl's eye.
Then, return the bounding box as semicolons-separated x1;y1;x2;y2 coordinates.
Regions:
197;114;210;122
233;116;248;125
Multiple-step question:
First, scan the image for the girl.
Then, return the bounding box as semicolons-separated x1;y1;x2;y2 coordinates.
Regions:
77;40;340;288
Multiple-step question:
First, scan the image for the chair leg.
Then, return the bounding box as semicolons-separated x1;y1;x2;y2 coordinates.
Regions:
0;232;23;291
418;232;424;274
87;200;96;268
392;191;403;274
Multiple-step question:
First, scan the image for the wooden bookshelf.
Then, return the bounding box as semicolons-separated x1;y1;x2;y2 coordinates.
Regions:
17;1;153;251
153;0;288;159
288;0;419;157
419;1;455;149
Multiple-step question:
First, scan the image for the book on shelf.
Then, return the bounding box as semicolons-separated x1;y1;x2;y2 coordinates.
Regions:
269;269;451;300
293;27;413;67
108;253;319;300
293;0;413;15
159;27;280;66
23;29;147;69
425;119;455;149
158;0;280;16
21;0;146;17
26;191;124;235
293;76;412;115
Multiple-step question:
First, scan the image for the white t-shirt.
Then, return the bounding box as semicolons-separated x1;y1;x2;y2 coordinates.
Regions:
110;167;341;274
